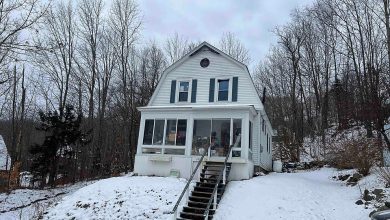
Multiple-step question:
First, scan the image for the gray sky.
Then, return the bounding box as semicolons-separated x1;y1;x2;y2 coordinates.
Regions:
139;0;315;67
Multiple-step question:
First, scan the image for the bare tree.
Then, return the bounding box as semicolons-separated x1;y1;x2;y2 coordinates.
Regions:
219;32;251;65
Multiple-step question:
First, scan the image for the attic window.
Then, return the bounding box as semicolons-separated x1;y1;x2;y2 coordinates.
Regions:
200;58;210;68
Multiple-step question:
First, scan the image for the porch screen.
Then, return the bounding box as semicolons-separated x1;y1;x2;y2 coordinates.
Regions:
192;120;211;155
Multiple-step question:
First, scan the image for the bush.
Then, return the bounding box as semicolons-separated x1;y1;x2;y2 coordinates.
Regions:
376;167;390;187
328;138;381;176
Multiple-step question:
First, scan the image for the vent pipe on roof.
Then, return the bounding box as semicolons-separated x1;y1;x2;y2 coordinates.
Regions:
262;87;266;104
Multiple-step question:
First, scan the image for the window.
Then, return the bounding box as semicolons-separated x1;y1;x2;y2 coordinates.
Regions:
178;81;189;102
192;118;243;158
232;119;242;157
153;120;164;145
176;119;187;146
143;120;154;145
218;79;229;101
142;119;187;155
165;119;187;146
233;119;241;148
165;120;177;145
192;120;211;156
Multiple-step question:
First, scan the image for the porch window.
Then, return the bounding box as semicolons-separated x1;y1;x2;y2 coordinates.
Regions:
192;120;211;156
143;119;154;145
192;118;242;158
165;119;187;146
142;119;187;155
211;119;230;157
165;120;177;145
218;79;229;101
153;120;164;145
178;81;189;102
232;119;242;157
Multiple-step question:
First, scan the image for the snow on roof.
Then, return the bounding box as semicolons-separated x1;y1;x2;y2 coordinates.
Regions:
0;135;11;170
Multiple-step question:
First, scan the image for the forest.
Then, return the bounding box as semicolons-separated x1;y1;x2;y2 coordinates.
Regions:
0;0;390;189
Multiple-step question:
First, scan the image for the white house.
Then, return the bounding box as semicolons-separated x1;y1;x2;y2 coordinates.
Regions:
134;42;273;181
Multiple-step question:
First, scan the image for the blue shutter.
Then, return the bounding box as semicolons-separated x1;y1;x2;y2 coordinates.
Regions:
191;79;197;103
232;77;238;102
170;80;176;103
209;78;215;102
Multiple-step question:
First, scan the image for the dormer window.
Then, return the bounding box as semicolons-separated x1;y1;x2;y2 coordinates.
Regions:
218;79;229;101
178;81;189;102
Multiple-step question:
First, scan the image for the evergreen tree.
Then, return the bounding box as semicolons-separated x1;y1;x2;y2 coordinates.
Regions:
29;105;88;187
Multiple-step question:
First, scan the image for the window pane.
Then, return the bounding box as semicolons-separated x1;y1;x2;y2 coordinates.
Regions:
211;119;230;157
218;91;228;101
179;92;188;102
218;79;229;91
165;120;177;145
192;120;211;155
142;148;162;154
143;120;154;145
164;148;185;155
176;119;187;146
179;81;189;92
153;120;165;145
232;150;241;157
233;119;242;148
218;80;229;101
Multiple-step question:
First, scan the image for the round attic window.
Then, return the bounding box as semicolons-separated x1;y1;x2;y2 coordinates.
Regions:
200;58;210;68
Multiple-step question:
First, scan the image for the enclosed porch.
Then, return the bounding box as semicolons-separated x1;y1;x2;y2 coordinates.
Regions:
134;105;257;180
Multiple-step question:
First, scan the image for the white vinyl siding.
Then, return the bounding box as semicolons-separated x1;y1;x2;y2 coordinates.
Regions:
149;50;262;109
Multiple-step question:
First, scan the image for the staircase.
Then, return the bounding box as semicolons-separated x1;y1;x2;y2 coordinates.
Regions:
177;161;232;220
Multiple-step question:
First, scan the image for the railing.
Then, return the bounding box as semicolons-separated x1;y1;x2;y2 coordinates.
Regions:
203;144;234;219
171;145;210;219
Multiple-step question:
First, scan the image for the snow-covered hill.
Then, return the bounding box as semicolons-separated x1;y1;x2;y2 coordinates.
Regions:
1;169;376;219
43;175;187;220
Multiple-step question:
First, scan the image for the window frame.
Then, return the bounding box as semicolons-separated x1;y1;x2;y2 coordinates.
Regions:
214;77;232;102
176;79;192;103
141;118;188;155
191;118;243;158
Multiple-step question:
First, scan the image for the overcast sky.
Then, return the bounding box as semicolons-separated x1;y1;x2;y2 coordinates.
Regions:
138;0;315;67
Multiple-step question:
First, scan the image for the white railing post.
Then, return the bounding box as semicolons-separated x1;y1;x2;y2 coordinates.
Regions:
173;210;177;220
213;184;218;210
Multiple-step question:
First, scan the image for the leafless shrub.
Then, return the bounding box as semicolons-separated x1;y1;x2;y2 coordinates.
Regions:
328;138;381;176
376;167;390;187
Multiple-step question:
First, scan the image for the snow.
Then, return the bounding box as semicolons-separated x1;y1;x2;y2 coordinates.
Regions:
214;168;371;220
2;169;375;219
0;180;96;220
43;175;187;220
0;135;11;170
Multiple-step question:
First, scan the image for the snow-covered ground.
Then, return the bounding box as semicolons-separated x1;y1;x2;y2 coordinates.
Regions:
214;168;372;220
1;169;375;220
43;175;187;220
0;180;96;219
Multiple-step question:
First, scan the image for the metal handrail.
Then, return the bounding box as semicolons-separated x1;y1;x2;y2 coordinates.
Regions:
203;144;234;219
171;145;210;218
203;135;241;219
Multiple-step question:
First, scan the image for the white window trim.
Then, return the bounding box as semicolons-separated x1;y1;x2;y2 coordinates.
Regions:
141;118;188;155
215;77;232;102
192;118;243;158
176;79;192;103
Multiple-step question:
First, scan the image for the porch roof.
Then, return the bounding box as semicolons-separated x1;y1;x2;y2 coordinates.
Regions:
137;104;258;115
